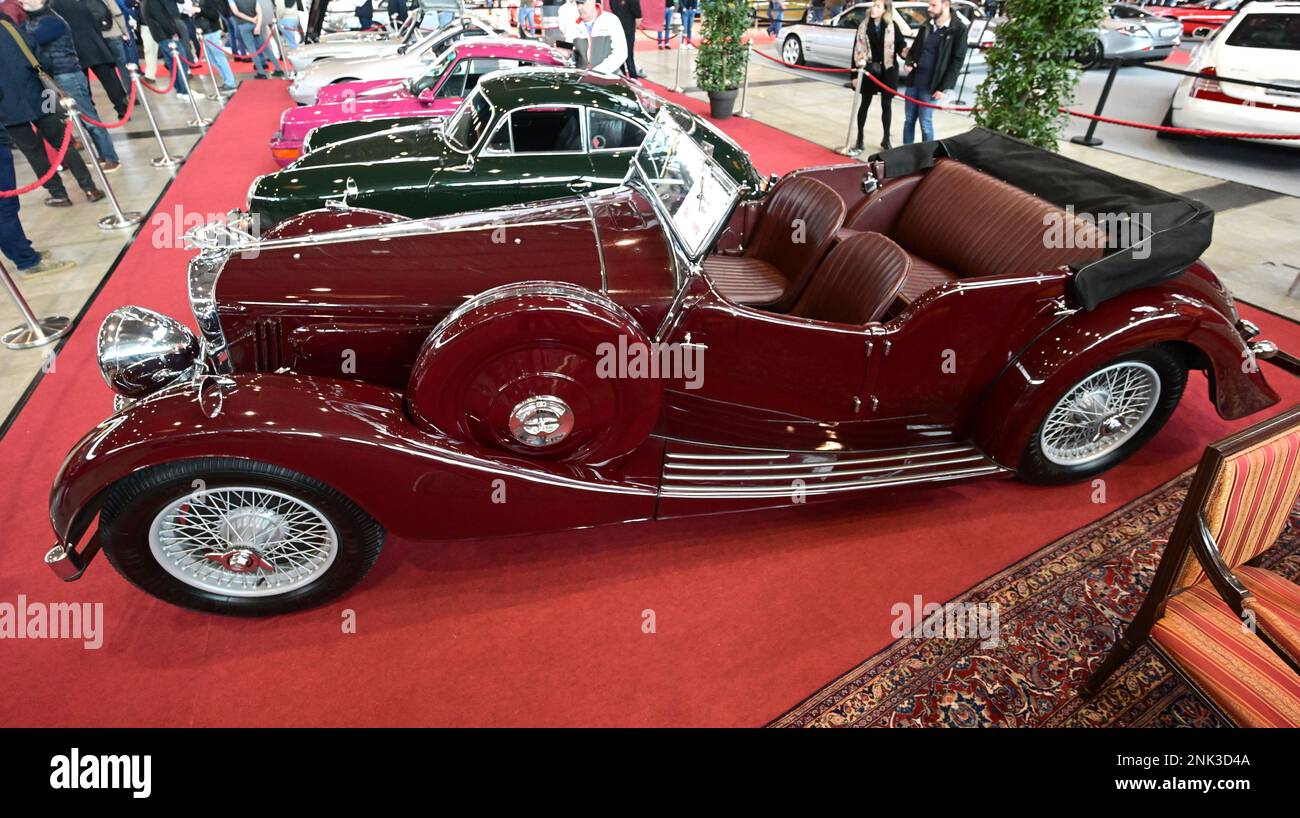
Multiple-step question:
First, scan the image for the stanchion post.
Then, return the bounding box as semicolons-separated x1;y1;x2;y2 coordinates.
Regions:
129;65;184;168
0;260;70;350
272;24;296;79
737;41;753;119
61;97;143;230
952;43;974;106
202;38;228;108
169;42;211;130
672;17;685;92
839;65;865;155
1070;59;1120;147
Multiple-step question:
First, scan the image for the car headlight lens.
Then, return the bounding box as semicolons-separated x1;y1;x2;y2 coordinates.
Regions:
97;306;201;399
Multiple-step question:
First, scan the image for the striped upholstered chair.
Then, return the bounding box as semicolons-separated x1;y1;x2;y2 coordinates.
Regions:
1082;406;1300;726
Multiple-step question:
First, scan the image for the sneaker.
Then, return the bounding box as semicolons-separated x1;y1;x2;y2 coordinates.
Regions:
176;92;190;100
272;70;285;78
44;196;73;208
84;188;106;202
253;73;268;80
99;160;121;173
19;257;77;277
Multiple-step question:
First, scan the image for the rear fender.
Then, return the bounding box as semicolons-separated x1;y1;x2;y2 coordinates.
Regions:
50;374;662;551
973;287;1278;470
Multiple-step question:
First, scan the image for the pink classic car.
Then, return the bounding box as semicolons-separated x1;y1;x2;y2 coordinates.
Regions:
268;39;570;166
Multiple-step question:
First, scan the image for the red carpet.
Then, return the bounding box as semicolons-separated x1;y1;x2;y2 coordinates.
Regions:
1;80;1298;727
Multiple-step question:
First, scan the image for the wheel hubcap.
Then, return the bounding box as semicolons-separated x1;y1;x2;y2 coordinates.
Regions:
148;486;338;597
783;41;798;61
508;396;574;448
1040;361;1161;466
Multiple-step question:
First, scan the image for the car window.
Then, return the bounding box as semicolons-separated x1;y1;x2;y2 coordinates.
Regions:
896;7;928;28
1112;5;1144;19
445;91;494;151
505;107;583;153
588;110;646;151
412;51;461;95
838;7;866;28
450;58;523;99
1225;13;1300;49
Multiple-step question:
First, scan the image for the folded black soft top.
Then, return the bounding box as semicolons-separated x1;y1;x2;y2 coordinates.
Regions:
869;128;1214;311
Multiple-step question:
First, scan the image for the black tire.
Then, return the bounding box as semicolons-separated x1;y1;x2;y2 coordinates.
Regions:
98;458;384;617
1157;104;1186;141
1018;346;1187;485
1078;40;1104;70
782;35;804;66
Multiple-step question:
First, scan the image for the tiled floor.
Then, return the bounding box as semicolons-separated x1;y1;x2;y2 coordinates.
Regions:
0;78;214;425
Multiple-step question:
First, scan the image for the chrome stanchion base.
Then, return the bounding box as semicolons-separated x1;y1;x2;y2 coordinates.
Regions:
3;316;70;350
837;146;859;156
737;110;753;119
150;155;184;168
98;211;145;231
186;116;213;127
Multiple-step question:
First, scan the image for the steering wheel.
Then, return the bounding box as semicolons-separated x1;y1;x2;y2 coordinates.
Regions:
591;134;607;149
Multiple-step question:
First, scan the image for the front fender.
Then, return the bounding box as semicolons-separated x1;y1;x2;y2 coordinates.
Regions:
50;374;662;552
973;285;1278;470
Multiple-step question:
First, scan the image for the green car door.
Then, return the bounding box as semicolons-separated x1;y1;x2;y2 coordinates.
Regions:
428;104;595;213
585;108;649;188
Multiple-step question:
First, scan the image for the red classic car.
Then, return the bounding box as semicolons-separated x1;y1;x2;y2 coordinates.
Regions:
46;116;1289;616
1162;0;1244;36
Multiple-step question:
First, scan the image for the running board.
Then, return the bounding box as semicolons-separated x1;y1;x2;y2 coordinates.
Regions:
659;440;1009;500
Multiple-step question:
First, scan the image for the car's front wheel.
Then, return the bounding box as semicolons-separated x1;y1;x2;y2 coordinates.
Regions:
1077;39;1104;70
1018;346;1187;484
782;35;804;65
98;458;384;616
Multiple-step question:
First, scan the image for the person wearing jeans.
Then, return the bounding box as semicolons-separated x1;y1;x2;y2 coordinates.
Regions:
517;0;534;38
656;0;671;47
677;0;693;45
140;0;193;95
901;0;966;144
0;128;76;276
229;0;282;77
196;0;233;89
18;0;121;165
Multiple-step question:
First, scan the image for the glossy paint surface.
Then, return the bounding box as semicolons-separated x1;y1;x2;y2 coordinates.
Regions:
250;70;765;228
52;158;1281;550
269;41;568;167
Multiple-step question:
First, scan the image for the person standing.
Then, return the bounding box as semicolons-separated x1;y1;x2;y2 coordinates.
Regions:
140;0;195;94
677;0;693;45
1;125;76;275
569;0;624;75
195;0;233;90
49;0;129;118
605;0;637;78
101;0;135;85
517;0;535;38
850;0;905;151
0;10;104;206
656;0;671;48
765;0;782;36
808;0;824;23
386;0;406;27
227;0;281;77
900;0;966;144
17;0;122;169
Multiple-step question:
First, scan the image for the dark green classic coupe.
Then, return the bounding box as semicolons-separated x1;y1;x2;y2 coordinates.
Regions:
246;68;767;228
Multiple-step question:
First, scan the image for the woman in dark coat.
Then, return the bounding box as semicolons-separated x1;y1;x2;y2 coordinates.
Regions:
850;0;907;152
49;0;128;116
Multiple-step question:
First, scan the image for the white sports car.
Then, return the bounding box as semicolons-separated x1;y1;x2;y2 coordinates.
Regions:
287;20;497;104
1166;2;1300;148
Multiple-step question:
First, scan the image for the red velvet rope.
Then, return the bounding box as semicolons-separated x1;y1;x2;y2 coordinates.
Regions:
0;121;73;197
210;31;278;58
76;80;138;129
139;68;178;94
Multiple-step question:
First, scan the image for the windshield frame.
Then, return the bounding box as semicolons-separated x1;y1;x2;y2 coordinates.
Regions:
626;109;742;271
442;85;497;153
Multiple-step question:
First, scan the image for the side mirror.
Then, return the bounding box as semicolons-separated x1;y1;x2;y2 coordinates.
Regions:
417;87;438;103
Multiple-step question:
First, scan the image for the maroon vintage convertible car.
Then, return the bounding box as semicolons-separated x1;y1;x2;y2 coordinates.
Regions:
47;113;1288;615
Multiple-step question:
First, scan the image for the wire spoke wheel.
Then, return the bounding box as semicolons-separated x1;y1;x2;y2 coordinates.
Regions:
1040;361;1161;467
148;485;339;597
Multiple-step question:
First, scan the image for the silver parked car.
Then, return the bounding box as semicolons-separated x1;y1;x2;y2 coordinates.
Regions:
287;20;497;104
778;0;995;68
1080;4;1183;68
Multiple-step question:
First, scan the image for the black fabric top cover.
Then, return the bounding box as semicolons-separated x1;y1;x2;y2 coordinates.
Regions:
868;128;1214;310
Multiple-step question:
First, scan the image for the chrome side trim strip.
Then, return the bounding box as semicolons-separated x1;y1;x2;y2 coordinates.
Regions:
660;464;1007;499
664;454;988;482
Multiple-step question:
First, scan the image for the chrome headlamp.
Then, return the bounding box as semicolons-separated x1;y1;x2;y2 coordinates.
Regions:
97;306;201;400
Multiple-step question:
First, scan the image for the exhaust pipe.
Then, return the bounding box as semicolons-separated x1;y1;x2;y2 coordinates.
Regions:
44;541;93;581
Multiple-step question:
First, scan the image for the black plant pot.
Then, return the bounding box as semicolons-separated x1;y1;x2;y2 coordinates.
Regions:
707;89;739;120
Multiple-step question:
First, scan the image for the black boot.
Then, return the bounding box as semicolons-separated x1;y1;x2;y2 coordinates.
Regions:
852;132;864;152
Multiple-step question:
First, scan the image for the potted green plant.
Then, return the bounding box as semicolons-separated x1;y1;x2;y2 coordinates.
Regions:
695;0;751;119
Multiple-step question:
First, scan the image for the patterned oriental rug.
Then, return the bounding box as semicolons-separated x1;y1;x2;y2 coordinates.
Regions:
771;473;1300;728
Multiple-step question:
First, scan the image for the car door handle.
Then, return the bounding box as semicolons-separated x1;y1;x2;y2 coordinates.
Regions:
567;180;593;192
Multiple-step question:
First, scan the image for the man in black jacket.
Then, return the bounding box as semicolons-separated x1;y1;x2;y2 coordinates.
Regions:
139;0;193;95
50;0;128;116
605;0;639;79
901;0;966;144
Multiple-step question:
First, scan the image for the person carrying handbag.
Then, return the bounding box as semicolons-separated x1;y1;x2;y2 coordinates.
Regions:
850;0;906;152
0;12;105;205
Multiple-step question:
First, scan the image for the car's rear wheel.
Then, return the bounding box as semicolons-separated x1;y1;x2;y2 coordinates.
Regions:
1018;347;1187;484
782;36;804;65
98;458;384;616
1078;39;1104;70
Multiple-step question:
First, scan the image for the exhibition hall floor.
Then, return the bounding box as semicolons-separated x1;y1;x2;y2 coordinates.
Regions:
2;78;1300;727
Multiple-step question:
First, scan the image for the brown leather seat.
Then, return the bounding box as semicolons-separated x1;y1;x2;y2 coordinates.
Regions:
790;231;911;325
706;176;846;309
889;159;1104;304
